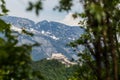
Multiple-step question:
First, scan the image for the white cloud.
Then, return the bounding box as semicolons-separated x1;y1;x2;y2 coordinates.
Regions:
60;13;80;26
4;0;67;22
4;0;83;24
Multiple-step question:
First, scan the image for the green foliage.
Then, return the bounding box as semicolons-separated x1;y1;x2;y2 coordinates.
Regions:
54;0;73;12
0;0;9;15
54;0;120;80
0;19;43;80
0;0;43;79
32;59;79;80
70;64;97;80
1;0;120;80
27;0;43;15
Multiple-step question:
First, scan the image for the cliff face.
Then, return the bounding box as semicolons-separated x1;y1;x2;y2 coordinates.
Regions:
47;53;77;67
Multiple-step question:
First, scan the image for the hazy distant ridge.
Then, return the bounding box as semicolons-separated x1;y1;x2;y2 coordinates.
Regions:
1;16;84;61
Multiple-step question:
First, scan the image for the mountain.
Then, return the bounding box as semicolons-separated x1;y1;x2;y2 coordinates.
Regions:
0;16;84;61
47;53;77;67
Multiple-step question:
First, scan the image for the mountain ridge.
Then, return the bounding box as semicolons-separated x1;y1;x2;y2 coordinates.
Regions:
1;16;80;27
0;16;84;61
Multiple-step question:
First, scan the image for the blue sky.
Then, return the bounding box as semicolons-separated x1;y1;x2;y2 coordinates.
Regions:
5;0;83;26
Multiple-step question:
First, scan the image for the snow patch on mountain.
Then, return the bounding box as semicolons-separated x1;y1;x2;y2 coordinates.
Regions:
0;16;84;61
11;25;22;33
50;35;59;40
